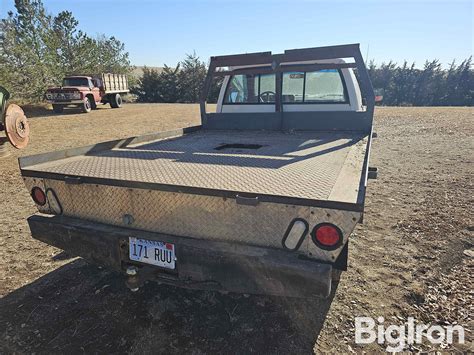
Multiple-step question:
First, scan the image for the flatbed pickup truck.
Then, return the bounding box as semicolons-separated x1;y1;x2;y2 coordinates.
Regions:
20;44;376;298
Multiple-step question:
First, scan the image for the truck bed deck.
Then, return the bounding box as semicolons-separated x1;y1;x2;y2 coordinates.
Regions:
22;130;369;206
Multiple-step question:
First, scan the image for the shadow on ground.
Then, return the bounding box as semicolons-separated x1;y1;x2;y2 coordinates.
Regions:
21;105;55;119
1;259;337;354
22;104;93;118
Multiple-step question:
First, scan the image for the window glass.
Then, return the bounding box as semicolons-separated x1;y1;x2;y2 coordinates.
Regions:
63;77;90;87
224;74;258;103
224;73;276;104
223;70;347;105
305;69;346;103
282;72;304;103
259;74;276;103
92;78;102;88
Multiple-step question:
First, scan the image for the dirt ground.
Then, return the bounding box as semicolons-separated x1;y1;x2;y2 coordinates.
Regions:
0;104;472;354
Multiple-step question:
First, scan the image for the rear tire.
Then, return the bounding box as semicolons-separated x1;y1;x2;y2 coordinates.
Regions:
82;97;92;113
109;94;122;108
52;104;63;114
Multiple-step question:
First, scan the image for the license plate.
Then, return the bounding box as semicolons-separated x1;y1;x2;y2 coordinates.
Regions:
129;237;176;269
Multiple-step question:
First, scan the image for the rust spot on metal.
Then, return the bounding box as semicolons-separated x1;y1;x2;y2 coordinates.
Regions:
4;104;29;149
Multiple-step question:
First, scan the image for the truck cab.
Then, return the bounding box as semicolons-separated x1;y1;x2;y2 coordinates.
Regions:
46;76;97;114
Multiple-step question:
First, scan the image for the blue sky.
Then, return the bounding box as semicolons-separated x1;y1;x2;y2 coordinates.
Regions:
1;0;472;68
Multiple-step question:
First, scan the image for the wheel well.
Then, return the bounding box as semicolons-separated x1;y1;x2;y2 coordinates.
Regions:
86;94;94;101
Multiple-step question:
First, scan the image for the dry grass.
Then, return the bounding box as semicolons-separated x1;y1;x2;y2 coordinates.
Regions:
0;105;472;353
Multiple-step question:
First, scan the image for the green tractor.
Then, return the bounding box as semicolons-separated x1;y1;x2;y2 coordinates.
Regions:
0;86;29;157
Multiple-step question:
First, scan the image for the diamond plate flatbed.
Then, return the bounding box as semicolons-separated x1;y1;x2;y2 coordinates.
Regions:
19;44;377;298
21;129;369;206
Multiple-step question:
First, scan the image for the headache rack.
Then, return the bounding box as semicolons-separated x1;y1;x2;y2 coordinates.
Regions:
200;43;375;132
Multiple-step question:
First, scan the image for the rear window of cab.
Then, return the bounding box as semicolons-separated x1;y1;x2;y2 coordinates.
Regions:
224;74;276;104
224;69;348;104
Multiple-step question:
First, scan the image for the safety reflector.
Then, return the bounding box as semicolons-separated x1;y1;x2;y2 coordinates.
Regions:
282;218;308;251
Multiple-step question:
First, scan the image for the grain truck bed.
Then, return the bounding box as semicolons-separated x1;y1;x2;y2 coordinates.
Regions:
20;129;369;208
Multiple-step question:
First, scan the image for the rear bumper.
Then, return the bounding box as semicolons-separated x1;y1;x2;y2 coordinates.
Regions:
27;214;333;298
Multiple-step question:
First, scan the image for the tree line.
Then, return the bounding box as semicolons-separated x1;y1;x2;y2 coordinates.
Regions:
134;57;473;106
130;53;222;103
368;59;473;106
0;0;131;102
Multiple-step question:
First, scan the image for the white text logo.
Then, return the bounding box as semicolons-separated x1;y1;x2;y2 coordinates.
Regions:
355;316;465;352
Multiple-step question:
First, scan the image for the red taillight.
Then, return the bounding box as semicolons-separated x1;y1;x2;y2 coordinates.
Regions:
31;187;46;206
311;223;342;250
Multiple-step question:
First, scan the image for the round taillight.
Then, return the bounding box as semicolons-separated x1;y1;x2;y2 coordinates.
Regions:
311;223;343;250
31;187;46;206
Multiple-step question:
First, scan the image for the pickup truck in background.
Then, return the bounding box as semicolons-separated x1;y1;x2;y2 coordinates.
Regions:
45;73;129;114
20;44;376;298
